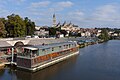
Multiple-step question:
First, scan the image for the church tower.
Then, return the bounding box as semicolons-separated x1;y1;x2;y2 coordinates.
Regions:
53;13;56;27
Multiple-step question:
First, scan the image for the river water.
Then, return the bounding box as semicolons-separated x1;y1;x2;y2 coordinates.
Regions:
0;40;120;80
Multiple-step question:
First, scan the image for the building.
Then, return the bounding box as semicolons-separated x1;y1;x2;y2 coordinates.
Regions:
34;27;49;38
56;21;80;32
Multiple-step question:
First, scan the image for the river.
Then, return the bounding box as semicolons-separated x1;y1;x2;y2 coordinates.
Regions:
0;40;120;80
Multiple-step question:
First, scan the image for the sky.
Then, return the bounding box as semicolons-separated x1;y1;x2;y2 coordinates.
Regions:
0;0;120;28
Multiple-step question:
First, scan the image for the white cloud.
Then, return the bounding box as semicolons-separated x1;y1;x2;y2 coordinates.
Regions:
69;10;84;16
29;1;73;12
8;0;26;3
52;1;74;11
28;1;74;18
57;1;73;8
93;4;120;21
31;1;51;8
62;4;120;28
67;10;85;23
1;0;120;28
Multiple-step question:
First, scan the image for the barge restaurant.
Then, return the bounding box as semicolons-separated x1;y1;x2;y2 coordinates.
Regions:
17;41;79;72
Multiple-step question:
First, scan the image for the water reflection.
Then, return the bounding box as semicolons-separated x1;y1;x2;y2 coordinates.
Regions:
16;55;78;80
0;68;17;80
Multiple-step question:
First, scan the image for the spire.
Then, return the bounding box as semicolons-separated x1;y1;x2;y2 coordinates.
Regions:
53;13;55;18
62;21;66;26
53;13;56;27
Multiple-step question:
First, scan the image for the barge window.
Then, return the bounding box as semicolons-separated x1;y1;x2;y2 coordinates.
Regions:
66;45;68;48
64;45;65;48
69;44;71;48
52;48;54;51
59;46;61;48
42;49;45;51
72;44;74;47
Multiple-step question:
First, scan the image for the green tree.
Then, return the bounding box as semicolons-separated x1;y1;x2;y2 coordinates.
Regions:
49;27;56;36
24;17;35;36
0;18;6;24
0;20;6;37
6;14;26;37
98;29;110;41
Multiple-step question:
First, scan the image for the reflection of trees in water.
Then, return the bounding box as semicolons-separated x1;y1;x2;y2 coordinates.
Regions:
0;69;5;77
16;55;78;80
0;68;17;80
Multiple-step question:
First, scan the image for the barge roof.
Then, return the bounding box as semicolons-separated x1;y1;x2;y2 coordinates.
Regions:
24;42;75;50
35;42;74;49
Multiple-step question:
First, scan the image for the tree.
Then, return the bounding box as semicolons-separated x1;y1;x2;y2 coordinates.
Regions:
0;18;6;24
98;29;110;41
0;14;35;38
0;20;6;37
6;14;26;37
24;17;35;36
49;27;56;36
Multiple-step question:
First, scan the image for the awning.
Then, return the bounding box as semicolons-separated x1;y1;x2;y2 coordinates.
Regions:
23;47;38;50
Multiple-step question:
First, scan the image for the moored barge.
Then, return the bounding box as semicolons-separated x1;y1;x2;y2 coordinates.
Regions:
17;41;79;72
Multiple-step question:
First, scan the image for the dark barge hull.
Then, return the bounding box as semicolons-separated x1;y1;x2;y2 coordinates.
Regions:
17;51;79;72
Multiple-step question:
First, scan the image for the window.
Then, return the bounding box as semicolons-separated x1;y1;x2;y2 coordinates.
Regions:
42;49;45;52
52;48;54;51
69;44;71;48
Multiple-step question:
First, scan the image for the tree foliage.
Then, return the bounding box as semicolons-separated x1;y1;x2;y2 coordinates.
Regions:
0;20;6;37
6;14;26;37
24;17;35;36
49;27;56;36
98;29;110;41
0;14;35;38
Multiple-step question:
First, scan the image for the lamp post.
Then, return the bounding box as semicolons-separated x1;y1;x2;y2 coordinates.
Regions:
11;48;14;64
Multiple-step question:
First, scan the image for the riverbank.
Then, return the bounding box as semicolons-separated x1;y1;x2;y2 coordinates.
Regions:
78;39;106;48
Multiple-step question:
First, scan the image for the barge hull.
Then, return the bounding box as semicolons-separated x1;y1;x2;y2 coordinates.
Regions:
17;51;79;72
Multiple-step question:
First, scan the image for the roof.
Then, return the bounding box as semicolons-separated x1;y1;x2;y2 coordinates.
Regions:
34;42;75;49
23;42;76;50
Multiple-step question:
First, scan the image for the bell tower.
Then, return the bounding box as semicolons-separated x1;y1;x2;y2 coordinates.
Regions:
53;13;56;27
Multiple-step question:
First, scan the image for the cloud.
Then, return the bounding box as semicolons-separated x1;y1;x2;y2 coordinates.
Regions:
31;1;51;8
2;0;119;28
69;10;84;16
28;1;74;18
62;4;120;28
29;1;74;13
67;10;85;23
57;1;74;8
93;4;120;22
8;0;26;3
52;1;73;11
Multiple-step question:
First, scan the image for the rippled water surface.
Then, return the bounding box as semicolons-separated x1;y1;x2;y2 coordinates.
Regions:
0;40;120;80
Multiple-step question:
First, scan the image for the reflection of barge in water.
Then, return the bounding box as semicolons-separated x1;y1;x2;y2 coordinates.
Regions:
17;41;79;72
